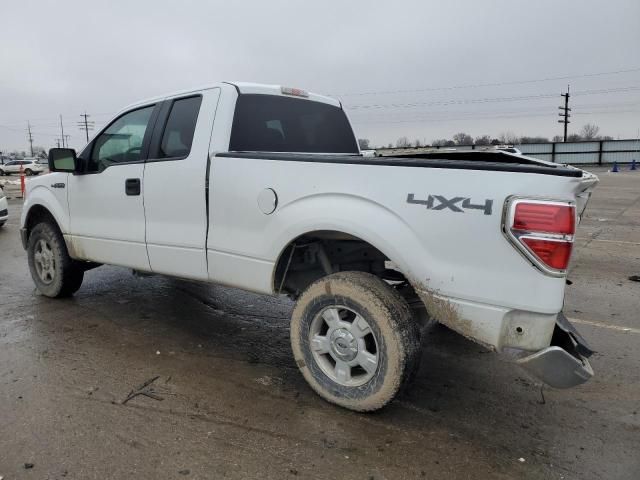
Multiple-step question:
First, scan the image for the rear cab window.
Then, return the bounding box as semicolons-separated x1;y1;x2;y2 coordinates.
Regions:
158;96;202;159
229;94;358;154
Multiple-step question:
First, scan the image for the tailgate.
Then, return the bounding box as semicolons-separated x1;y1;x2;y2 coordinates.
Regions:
574;169;599;219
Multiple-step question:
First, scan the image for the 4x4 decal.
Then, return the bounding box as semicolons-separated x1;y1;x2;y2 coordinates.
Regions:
407;194;493;215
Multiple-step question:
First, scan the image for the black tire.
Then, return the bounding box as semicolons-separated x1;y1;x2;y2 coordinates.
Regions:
24;169;33;176
27;222;84;297
0;169;4;176
291;271;421;412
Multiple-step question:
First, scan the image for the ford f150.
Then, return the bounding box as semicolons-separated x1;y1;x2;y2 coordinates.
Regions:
20;82;597;411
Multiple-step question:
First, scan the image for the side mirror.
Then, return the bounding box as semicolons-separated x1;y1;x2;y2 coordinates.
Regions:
48;148;78;173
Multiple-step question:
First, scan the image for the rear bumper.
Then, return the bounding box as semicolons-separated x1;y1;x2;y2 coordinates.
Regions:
413;289;559;351
412;289;594;388
516;313;594;388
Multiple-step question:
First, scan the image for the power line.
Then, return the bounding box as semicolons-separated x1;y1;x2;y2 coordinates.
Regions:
558;85;571;142
0;111;114;129
333;66;640;97
345;85;640;111
0;124;25;132
28;131;71;138
352;107;640;125
348;92;559;110
2;78;639;130
348;100;640;120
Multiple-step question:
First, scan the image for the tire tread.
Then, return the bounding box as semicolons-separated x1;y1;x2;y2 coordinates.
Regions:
27;222;84;298
291;271;420;411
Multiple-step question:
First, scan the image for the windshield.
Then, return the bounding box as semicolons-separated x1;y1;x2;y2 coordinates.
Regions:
229;94;358;154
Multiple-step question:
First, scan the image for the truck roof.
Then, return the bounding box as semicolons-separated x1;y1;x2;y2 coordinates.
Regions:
231;82;341;107
121;81;340;113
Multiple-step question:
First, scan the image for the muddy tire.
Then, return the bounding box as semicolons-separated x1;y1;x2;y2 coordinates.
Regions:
24;168;33;176
27;222;84;298
291;271;420;412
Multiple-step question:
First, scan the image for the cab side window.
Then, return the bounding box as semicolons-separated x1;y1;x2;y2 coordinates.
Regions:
158;96;202;159
89;106;154;172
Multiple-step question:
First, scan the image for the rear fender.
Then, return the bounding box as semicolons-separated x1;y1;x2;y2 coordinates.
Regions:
269;192;432;286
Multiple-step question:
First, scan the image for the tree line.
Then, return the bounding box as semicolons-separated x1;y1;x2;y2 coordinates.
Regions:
357;123;614;150
0;146;47;159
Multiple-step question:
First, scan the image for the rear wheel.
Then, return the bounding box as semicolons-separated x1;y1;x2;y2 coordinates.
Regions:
0;168;5;175
291;271;420;411
27;222;84;297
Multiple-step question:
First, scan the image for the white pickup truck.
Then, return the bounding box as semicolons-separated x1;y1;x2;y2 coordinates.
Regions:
21;82;597;411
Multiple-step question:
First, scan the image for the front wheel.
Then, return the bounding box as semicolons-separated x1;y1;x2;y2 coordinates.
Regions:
27;222;84;297
24;169;33;176
291;271;421;412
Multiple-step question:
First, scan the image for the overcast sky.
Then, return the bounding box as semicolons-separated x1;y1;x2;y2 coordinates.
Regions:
1;0;639;152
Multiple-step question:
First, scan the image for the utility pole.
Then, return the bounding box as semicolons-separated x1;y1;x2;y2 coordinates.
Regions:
55;138;61;148
78;112;94;143
27;122;34;156
59;115;66;148
558;84;571;142
63;134;71;148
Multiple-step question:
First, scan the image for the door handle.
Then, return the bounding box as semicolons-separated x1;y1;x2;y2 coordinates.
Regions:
125;178;141;196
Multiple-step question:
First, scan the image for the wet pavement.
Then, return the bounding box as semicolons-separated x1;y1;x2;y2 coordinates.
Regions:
1;167;639;479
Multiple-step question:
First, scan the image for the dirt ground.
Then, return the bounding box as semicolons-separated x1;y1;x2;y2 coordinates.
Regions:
1;166;638;479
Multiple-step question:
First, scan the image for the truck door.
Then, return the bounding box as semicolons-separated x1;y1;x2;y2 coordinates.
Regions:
67;104;158;270
142;88;220;280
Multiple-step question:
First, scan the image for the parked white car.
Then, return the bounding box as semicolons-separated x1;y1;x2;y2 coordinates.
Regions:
20;82;598;411
0;159;47;176
0;186;8;227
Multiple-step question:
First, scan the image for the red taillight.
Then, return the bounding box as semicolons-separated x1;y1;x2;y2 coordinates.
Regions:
513;203;575;234
506;199;576;274
521;238;573;270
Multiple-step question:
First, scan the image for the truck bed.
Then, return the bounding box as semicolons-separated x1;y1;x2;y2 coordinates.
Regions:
217;151;583;177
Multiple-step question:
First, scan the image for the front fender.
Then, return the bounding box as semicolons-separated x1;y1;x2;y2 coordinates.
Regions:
21;182;70;234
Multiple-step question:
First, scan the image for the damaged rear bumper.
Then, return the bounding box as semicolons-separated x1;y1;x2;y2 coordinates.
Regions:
516;313;594;388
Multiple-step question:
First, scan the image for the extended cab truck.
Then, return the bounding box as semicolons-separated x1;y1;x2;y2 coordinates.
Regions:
21;82;597;411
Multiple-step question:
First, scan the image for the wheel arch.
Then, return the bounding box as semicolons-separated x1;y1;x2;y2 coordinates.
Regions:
22;198;68;251
271;224;425;297
268;194;434;296
22;182;69;227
